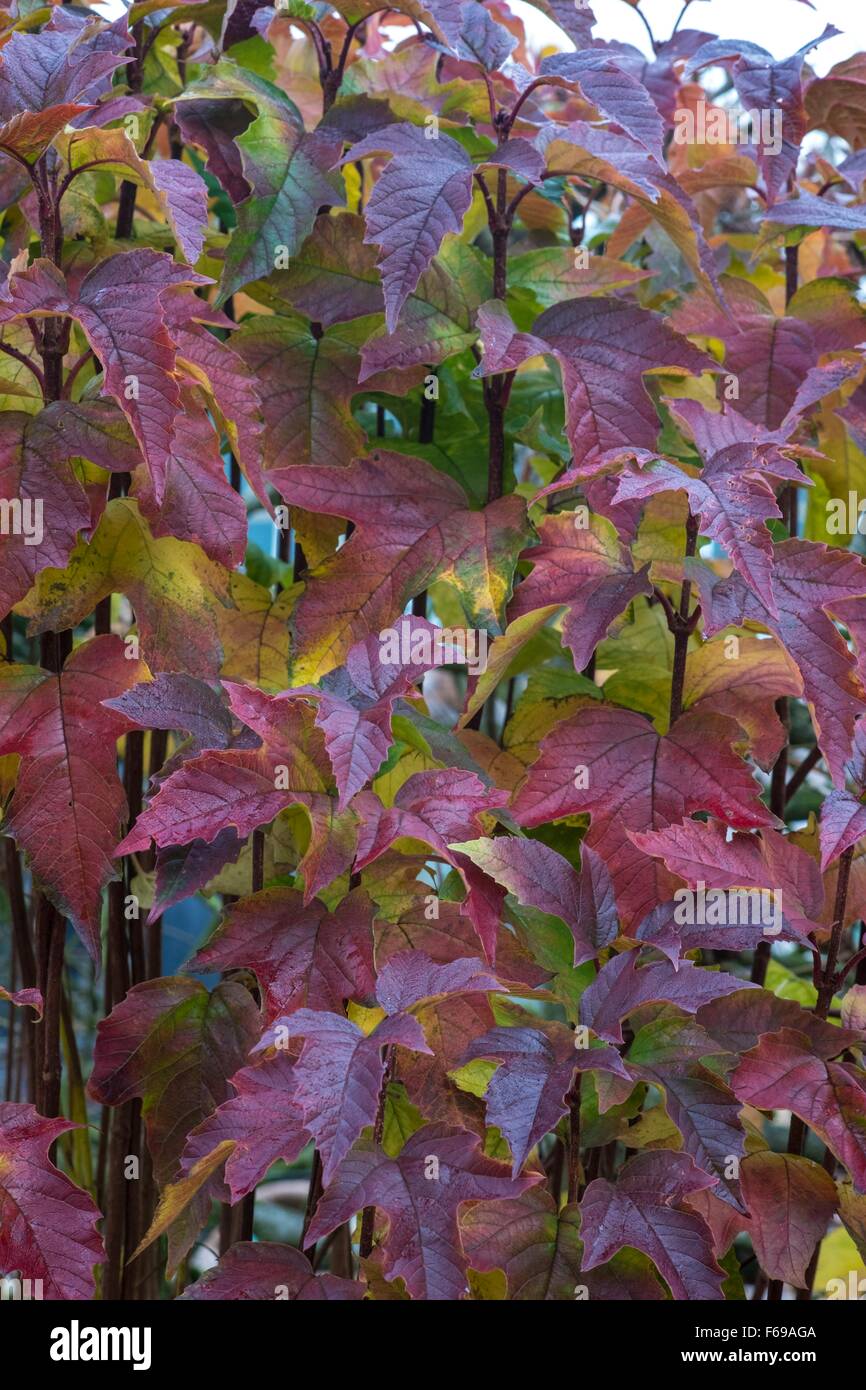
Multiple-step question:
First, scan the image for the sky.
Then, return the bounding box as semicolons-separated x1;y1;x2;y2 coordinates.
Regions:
514;0;864;71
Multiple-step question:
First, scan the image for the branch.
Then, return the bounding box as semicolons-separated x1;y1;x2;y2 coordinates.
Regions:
0;340;45;390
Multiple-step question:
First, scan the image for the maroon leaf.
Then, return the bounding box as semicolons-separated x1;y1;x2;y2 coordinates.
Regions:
731;1028;866;1189
579;950;755;1044
0;10;130;120
463;1022;633;1175
0;635;150;960
345;124;474;331
452;836;619;966
190;886;377;1024
305;1123;538;1299
631;817;824;940
740;1151;837;1286
262;1009;431;1184
506;510;653;669
579;1150;725;1300
0;1103;105;1300
511;705;776;928
0;253;208;501
180;1050;309;1202
179;1242;364;1300
0;401;140;619
690;542;866;785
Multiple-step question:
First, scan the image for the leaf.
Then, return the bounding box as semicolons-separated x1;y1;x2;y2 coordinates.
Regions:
631;817;824;940
0;635;149;961
88;976;261;1262
263;1009;431;1183
179;1242;365;1300
474;298;712;471
276;448;529;681
20;499;232;679
452;837;618;966
232;312;418;478
506;510;653;669
579;1149;725;1300
462;1022;632;1175
89;976;261;1186
696;988;861;1058
131;400;247;568
358;240;491;381
345;124;474;332
0;253;208;501
627;1019;747;1209
59;125;209;262
687;30;839;206
189;886;377;1024
103;672;234;763
0;401;139;619
579;950;754;1045
0;10;130;120
739;1151;837;1285
179;1050;309;1202
613;446;800;617
177;61;343;304
507;247;651;309
0;1102;105;1300
460;1187;583;1300
819;790;866;870
511;705;776;929
838;1181;866;1262
0;105;91;163
731;1028;866;1189
289;617;464;810
161;291;267;513
540;51;666;163
0;985;42;1015
373;949;501;1015
690;541;866;786
305;1123;538;1299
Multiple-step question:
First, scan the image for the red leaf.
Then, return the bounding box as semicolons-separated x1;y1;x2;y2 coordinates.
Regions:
579;1150;725;1300
732;1028;866;1189
189;886;377;1024
345;125;474;332
511;705;776;928
306;1123;538;1299
463;1022;633;1175
179;1242;364;1300
0;635;150;960
579;950;754;1044
0;1103;105;1300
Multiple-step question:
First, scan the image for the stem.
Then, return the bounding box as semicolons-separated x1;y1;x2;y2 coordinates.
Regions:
115;24;145;239
785;744;821;803
566;1072;582;1203
668;512;698;726
753;247;801;988
766;845;854;1300
358;1045;395;1261
301;1147;324;1256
